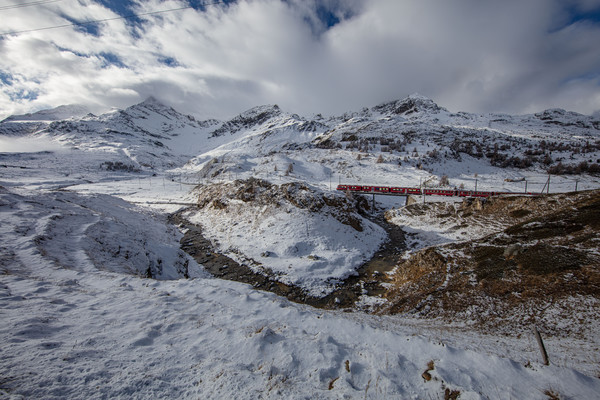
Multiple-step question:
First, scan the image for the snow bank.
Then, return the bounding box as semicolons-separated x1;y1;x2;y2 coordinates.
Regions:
184;180;386;296
0;188;204;279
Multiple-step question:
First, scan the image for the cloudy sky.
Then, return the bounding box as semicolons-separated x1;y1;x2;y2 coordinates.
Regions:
1;0;600;121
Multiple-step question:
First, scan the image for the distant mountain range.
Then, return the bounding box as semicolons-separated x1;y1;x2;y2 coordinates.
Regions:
2;94;599;175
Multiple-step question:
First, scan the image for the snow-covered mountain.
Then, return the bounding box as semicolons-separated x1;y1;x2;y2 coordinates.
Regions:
1;104;90;122
316;94;600;175
2;94;599;174
1;98;218;168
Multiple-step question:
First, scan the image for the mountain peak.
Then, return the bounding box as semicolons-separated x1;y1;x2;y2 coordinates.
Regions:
127;96;170;111
372;94;446;116
406;92;433;102
140;96;162;106
238;104;282;119
210;104;283;137
120;96;186;123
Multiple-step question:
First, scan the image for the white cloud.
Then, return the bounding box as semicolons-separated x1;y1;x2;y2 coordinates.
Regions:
1;0;599;121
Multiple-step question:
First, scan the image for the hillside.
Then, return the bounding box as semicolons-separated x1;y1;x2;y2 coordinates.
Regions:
381;190;600;341
181;178;385;296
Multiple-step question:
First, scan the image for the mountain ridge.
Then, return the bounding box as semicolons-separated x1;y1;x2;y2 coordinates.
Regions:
1;95;599;177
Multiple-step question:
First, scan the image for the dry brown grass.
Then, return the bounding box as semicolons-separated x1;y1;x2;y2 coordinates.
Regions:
422;360;435;382
328;376;339;390
379;190;600;337
543;388;561;400
444;388;461;400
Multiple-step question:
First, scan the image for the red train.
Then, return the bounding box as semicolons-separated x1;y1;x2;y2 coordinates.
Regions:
336;184;536;198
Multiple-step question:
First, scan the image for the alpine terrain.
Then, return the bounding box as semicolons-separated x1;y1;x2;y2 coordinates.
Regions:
1;94;600;399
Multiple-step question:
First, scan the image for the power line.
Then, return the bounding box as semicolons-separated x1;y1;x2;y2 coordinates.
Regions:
0;1;225;37
0;0;62;11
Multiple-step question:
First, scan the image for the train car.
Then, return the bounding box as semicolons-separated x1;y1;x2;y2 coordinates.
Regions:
424;189;456;196
360;186;374;193
390;187;406;194
405;188;422;195
336;185;348;191
374;186;390;193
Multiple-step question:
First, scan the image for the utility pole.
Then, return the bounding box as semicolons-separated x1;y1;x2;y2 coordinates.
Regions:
575;179;579;192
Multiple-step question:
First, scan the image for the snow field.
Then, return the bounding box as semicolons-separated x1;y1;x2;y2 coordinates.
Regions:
0;188;201;280
2;185;600;398
2;254;599;398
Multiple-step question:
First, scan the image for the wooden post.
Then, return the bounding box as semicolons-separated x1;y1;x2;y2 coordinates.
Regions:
533;326;549;365
540;176;548;195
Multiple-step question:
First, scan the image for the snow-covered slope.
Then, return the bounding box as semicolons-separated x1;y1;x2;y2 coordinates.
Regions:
316;94;600;175
1;104;90;123
2;184;600;399
0;187;202;279
185;179;385;296
0;105;91;137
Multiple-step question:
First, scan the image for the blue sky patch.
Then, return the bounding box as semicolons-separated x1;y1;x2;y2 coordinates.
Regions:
9;89;39;102
57;12;102;36
0;71;13;86
553;4;600;31
158;56;180;67
96;0;144;26
569;7;600;25
189;0;238;12
315;4;342;29
99;52;127;68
